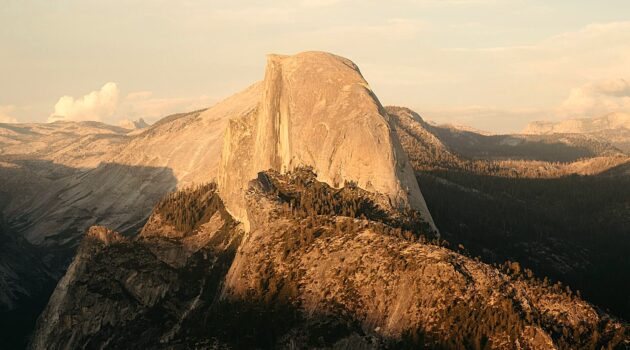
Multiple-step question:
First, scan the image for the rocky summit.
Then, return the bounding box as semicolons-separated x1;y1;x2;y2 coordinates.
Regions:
218;52;435;232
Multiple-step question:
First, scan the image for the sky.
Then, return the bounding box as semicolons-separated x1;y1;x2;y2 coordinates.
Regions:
1;0;630;132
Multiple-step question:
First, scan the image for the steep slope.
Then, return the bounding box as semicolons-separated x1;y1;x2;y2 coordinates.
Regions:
112;83;260;186
2;83;261;248
0;218;55;349
4;53;436;249
0;98;259;347
219;52;434;231
30;185;243;350
31;169;629;349
13;52;630;348
386;106;462;171
524;112;630;153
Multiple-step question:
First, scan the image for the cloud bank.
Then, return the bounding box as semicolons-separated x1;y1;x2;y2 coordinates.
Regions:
559;79;630;117
48;82;120;122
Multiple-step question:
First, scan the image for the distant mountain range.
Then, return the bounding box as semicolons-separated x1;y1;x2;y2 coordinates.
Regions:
524;112;630;153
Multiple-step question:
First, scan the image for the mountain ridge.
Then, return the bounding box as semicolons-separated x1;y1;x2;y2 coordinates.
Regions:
29;169;630;349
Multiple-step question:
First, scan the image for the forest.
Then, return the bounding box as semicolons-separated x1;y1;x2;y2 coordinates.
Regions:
153;182;227;235
417;170;630;321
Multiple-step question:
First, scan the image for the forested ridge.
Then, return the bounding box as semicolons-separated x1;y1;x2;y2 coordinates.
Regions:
153;183;228;235
236;169;630;349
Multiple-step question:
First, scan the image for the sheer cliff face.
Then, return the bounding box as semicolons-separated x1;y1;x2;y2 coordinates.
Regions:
219;52;435;231
113;82;261;187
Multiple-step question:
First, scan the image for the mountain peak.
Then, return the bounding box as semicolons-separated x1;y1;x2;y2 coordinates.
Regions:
266;51;361;72
118;118;149;130
218;52;436;232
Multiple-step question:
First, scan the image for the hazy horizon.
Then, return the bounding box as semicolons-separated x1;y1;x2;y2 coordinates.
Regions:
2;0;630;132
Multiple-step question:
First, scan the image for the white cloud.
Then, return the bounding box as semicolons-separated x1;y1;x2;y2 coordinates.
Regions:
0;105;18;123
558;79;630;117
47;83;217;124
48;82;120;122
423;21;630;128
592;79;630;97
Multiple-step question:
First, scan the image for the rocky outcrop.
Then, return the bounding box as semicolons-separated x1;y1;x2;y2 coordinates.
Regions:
31;170;629;349
30;187;243;350
218;52;435;232
12;52;630;348
220;169;629;349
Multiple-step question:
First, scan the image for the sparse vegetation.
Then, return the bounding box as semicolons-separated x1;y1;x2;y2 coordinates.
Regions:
257;167;436;241
153;183;225;235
